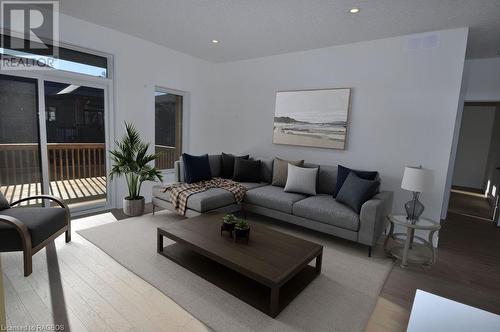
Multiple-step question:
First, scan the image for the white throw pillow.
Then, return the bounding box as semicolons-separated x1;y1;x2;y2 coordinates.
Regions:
284;164;318;195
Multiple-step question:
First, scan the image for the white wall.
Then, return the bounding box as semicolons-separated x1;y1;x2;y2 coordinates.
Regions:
211;28;469;222
452;106;496;189
55;14;220;207
2;13;470;222
463;57;500;101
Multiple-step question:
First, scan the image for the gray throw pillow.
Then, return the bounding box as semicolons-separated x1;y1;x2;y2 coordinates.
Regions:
0;191;10;210
336;172;380;213
272;158;304;187
284;164;318;195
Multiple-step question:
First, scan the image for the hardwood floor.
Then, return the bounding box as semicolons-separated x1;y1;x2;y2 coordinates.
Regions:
367;211;500;331
1;212;209;332
2;204;499;332
365;297;409;332
448;188;493;220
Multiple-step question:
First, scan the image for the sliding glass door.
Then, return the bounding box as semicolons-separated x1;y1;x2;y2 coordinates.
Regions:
44;81;107;208
0;75;43;206
0;74;109;210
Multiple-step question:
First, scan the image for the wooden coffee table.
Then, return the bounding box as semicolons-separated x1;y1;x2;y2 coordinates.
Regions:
157;212;323;317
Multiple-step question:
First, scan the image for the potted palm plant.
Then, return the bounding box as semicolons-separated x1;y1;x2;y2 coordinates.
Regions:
109;122;163;216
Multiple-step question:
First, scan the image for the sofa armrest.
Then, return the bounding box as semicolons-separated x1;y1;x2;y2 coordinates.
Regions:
358;191;394;247
174;160;184;182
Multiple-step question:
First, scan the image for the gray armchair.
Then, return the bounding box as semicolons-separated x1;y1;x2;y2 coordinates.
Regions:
0;195;71;277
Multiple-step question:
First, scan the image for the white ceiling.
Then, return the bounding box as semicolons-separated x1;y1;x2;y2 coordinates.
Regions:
59;0;500;63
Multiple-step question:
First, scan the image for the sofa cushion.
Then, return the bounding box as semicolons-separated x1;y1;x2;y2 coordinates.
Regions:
221;153;249;178
239;182;268;190
244;185;307;214
182;153;212;184
336;172;380;213
284;164;318;195
0;207;67;251
152;185;236;213
272;158;304;187
292;195;360;231
233;158;261;183
152;184;171;201
334;164;378;196
185;188;236;212
0;192;10;210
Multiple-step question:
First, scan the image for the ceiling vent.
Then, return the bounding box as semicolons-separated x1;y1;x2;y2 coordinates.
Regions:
406;34;440;51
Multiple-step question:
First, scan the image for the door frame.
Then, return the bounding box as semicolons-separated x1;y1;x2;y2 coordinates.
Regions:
444;100;500;222
153;85;190;175
0;68;115;213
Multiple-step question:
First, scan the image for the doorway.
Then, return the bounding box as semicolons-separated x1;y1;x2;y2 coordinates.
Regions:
448;102;500;224
0;73;111;212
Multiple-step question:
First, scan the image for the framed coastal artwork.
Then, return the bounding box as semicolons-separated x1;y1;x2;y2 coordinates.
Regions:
273;88;351;150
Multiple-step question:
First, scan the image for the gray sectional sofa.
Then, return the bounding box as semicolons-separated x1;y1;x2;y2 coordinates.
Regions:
152;154;393;255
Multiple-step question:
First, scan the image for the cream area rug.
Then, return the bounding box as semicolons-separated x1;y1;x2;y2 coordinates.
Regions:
78;211;392;332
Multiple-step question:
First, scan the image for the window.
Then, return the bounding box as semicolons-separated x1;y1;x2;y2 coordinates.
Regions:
155;89;183;170
0;34;108;78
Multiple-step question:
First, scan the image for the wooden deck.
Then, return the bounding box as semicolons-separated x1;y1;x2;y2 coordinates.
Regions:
0;177;106;207
0;142;175;208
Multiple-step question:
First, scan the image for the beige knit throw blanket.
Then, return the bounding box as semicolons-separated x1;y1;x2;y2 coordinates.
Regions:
163;178;247;215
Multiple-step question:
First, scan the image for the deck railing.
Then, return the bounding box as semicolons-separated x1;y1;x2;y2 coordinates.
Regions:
0;143;178;184
0;143;106;185
0;143;107;206
47;143;106;182
0;143;177;205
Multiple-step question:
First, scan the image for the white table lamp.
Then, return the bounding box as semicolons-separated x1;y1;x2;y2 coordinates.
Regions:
401;166;433;223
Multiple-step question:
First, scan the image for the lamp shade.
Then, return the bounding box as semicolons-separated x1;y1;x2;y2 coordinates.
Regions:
401;166;433;193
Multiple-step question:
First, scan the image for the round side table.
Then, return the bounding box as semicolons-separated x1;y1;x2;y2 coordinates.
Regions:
384;214;441;269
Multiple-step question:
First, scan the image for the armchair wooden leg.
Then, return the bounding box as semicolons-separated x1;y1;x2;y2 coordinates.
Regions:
65;217;71;243
23;252;32;277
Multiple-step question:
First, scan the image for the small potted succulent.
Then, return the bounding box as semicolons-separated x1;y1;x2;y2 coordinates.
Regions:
234;219;250;243
221;213;237;236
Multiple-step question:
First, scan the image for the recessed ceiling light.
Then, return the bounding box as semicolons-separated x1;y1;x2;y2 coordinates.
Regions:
349;8;360;14
211;39;220;44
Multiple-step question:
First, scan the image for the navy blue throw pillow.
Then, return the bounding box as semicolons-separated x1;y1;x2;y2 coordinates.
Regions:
233;158;261;183
336;172;380;213
182;153;212;184
334;165;378;196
